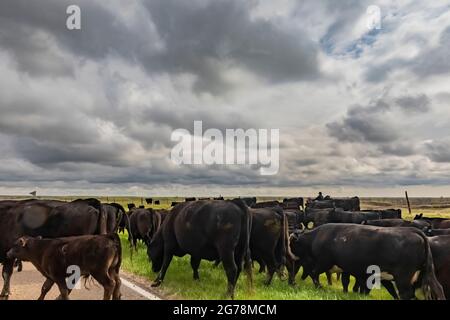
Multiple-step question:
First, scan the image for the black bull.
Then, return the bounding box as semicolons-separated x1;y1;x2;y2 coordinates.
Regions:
147;199;252;299
289;224;445;300
0;198;108;300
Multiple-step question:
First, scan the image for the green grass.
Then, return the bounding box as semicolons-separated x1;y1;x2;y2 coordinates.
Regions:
119;234;392;300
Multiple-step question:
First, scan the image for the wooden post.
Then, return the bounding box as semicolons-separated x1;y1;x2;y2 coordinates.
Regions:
405;191;412;214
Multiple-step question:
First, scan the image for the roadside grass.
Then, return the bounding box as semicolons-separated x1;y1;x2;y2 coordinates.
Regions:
119;234;392;300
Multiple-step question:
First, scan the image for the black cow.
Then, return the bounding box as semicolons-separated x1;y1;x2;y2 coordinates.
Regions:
425;228;450;236
147;199;252;299
185;197;196;202
428;235;450;299
145;198;153;204
361;209;402;219
289;224;444;300
283;209;304;233
304;208;334;228
214;197;225;200
1;200;24;299
251;201;281;208
249;207;295;285
283;198;304;210
328;209;380;224
307;197;360;211
363;219;430;230
414;214;450;229
154;200;160;205
126;208;161;248
127;203;136;210
103;203;125;233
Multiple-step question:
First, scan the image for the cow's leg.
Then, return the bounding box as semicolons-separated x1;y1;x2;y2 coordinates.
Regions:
190;256;201;280
0;259;14;299
56;282;70;300
394;276;415;300
15;260;23;272
381;280;399;300
352;277;361;293
326;271;333;286
93;272;116;300
341;272;350;293
152;253;173;287
287;260;301;286
112;274;122;300
258;260;266;274
213;260;221;268
310;270;322;289
262;254;277;286
38;278;55;300
219;250;237;299
108;266;122;300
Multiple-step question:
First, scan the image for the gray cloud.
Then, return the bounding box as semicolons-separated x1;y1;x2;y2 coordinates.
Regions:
395;94;431;113
327;102;400;144
0;1;450;195
142;0;320;93
426;139;450;163
0;0;320;94
366;25;450;82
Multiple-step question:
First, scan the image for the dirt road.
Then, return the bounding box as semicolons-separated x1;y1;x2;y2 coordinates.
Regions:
1;262;162;300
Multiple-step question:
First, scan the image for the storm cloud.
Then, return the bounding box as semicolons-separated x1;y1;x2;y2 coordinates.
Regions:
0;0;450;196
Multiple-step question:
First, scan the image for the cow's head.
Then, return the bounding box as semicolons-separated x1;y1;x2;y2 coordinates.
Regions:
147;230;164;272
7;236;41;260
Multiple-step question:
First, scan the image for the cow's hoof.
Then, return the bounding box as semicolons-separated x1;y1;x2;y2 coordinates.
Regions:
151;280;162;287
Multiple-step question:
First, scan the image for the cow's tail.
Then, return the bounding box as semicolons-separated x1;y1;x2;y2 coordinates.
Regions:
232;198;253;290
97;203;107;235
109;233;122;275
418;231;445;300
283;212;298;263
278;211;287;268
125;213;135;261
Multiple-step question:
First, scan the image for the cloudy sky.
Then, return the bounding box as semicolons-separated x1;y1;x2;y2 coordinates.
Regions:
1;0;450;197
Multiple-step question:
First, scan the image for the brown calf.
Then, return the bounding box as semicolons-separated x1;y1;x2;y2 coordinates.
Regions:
7;234;122;300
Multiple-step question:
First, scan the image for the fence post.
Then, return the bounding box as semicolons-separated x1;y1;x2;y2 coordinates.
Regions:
405;191;412;214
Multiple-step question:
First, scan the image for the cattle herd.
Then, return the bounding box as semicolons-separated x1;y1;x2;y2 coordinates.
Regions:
1;195;450;300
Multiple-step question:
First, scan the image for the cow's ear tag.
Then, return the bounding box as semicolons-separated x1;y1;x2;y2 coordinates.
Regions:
20;237;27;247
